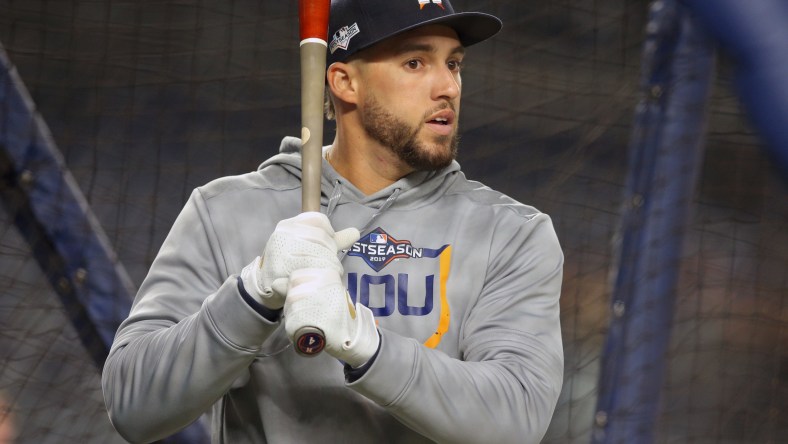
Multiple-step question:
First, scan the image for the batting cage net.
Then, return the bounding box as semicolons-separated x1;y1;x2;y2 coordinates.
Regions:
0;0;785;443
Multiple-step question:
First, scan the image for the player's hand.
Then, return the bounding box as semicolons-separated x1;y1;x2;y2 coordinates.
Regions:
284;268;379;368
240;212;359;310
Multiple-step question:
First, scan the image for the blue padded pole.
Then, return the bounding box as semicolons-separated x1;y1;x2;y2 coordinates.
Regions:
0;42;134;366
591;1;716;442
0;43;209;443
681;0;788;179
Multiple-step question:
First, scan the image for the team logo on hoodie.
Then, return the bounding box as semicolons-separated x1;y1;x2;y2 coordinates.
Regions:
348;227;447;272
347;227;453;349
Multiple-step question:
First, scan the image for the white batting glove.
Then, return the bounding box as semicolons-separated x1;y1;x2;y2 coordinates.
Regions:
240;212;360;310
284;268;380;368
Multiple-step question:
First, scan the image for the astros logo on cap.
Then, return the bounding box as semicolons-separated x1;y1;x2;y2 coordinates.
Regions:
418;0;445;10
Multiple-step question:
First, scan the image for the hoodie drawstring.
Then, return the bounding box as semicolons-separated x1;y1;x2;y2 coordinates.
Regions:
358;187;401;235
326;180;343;217
326;181;402;232
330;184;402;261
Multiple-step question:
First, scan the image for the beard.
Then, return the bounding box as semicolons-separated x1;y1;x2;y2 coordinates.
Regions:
360;95;459;171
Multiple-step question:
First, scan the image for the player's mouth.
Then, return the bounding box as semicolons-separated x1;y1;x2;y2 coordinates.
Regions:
425;109;455;136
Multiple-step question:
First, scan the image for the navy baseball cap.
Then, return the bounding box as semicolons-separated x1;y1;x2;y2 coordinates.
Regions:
327;0;502;66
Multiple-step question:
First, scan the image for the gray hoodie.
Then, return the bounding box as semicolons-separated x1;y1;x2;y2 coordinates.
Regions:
102;137;564;444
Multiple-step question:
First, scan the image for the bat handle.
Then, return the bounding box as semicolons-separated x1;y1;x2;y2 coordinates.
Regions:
299;40;326;214
297;0;330;356
294;326;326;356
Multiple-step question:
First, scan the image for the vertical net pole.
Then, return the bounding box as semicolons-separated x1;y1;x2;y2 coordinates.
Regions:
592;1;716;442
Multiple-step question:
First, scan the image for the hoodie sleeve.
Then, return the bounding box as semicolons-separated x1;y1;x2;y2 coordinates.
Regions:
348;212;564;444
101;188;280;444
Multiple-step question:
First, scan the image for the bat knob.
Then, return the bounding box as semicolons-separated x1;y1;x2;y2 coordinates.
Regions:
294;326;325;356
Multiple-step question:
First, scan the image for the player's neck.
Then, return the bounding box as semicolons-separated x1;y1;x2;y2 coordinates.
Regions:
327;130;414;196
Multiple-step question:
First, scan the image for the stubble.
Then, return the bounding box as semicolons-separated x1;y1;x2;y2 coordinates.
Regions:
360;95;459;171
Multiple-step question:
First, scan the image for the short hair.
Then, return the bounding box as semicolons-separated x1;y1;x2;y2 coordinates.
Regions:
324;86;336;121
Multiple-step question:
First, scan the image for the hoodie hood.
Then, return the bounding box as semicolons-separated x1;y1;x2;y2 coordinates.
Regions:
258;136;462;211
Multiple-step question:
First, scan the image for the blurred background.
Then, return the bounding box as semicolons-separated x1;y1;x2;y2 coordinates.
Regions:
0;0;785;442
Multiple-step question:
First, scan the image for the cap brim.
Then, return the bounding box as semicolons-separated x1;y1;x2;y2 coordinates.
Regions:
343;12;502;62
430;12;503;47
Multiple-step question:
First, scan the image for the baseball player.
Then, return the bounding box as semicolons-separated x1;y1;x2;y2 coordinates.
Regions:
102;0;564;443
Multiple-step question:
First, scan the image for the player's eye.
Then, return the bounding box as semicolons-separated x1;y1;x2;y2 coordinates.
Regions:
406;59;423;70
447;60;463;72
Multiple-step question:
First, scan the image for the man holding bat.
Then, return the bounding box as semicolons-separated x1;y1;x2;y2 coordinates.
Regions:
102;1;564;443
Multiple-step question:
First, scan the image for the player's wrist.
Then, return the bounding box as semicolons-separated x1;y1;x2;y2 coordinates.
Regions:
241;256;283;310
339;303;380;368
236;276;282;322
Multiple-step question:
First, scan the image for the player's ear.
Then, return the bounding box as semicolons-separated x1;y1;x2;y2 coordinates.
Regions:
327;62;360;106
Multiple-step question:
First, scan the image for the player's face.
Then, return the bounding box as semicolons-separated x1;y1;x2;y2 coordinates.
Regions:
355;25;464;171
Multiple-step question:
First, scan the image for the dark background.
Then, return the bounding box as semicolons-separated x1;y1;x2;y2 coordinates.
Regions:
1;1;785;442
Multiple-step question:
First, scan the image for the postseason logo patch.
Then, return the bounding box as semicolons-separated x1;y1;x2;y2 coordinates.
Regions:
348;227;447;272
329;22;360;54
